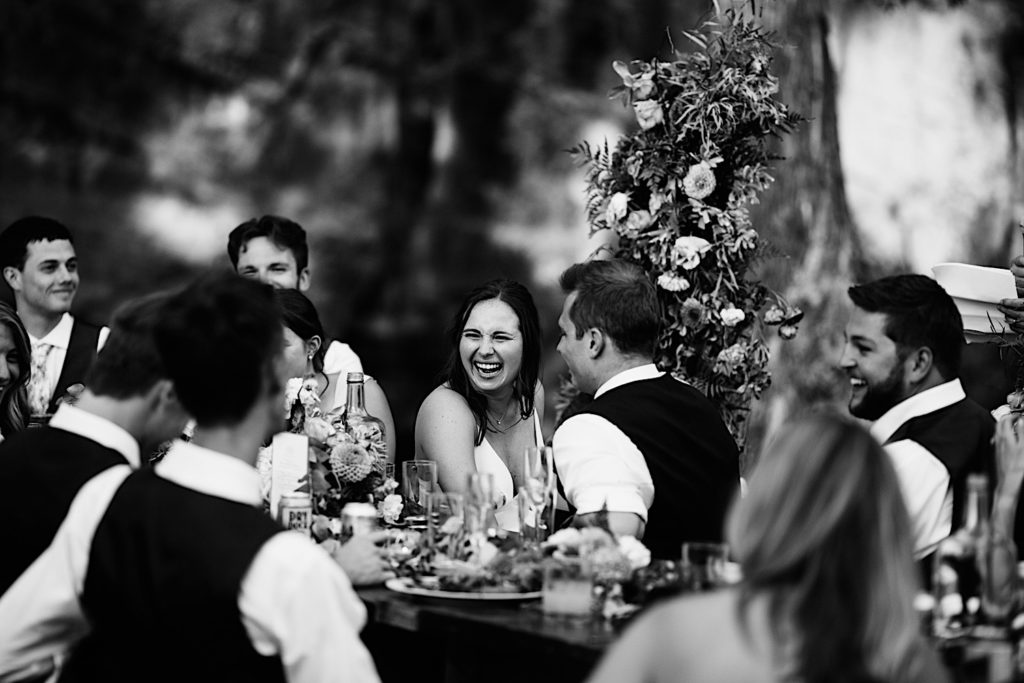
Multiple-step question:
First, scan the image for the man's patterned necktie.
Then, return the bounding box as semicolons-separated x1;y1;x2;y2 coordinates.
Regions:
27;341;54;416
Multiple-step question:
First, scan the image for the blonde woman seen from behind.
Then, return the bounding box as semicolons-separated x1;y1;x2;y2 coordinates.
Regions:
587;414;949;683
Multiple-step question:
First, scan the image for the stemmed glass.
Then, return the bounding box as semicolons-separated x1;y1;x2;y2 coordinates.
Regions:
521;446;556;545
463;473;500;561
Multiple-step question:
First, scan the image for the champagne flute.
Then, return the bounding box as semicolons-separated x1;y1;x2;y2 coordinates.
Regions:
523;446;555;542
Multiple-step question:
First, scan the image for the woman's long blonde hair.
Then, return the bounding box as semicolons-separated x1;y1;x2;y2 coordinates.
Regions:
727;413;927;683
0;303;30;437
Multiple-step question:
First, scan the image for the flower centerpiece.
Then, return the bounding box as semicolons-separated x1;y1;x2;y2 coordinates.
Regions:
259;377;401;536
569;8;802;449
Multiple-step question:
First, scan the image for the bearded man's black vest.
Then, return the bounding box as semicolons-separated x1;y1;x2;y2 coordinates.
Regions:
884;397;994;537
60;468;287;683
577;374;739;560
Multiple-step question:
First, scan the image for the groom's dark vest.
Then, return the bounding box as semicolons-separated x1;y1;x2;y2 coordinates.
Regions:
885;397;994;535
45;319;102;415
577;374;739;560
0;426;127;596
61;468;287;683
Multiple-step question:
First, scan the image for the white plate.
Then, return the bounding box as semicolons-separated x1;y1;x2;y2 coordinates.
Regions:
385;577;541;601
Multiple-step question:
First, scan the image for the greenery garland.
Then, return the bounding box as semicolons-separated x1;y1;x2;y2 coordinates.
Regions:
570;8;802;450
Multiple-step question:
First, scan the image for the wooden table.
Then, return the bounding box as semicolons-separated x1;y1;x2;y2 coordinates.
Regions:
357;586;622;683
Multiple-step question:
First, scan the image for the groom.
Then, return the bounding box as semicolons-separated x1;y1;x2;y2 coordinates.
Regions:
552;259;739;559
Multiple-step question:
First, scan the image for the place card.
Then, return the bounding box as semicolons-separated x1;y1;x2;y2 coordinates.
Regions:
269;432;309;519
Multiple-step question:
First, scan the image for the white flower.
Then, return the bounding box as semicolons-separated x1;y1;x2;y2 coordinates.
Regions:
545;527;583;550
648;191;668;214
381;494;404;525
657;273;690;292
720;304;746;327
633;99;665;130
612;60;657;99
623;210;652;235
303;416;336;444
763;305;786;325
715;343;747;376
616;535;652;570
672;235;712;270
682;162;716;200
328;517;343;536
605;192;630;224
284;377;303;417
298;377;320;412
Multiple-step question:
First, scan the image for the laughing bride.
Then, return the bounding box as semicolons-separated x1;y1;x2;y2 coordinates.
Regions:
414;279;546;532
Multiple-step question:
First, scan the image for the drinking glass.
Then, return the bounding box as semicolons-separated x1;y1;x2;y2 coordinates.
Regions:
464;472;499;541
523;446;555;542
541;558;594;616
402;460;437;529
681;542;729;592
426;491;465;551
518;486;551;547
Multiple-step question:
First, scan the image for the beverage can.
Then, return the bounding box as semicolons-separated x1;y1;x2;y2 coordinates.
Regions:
278;492;313;536
341;502;379;541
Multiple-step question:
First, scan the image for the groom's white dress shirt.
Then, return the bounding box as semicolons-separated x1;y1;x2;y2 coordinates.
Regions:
553;364;659;521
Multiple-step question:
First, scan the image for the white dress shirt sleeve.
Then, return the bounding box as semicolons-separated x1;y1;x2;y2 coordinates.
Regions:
885;439;952;559
552;413;654;521
239;532;380;683
0;465;131;677
323;342;364;377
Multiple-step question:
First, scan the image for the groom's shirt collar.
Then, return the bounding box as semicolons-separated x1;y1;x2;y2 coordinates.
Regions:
869;378;966;444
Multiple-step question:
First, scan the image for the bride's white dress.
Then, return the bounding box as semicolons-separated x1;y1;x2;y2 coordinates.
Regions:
473;411;544;533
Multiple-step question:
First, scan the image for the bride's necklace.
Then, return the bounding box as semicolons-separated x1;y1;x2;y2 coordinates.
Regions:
487;403;522;433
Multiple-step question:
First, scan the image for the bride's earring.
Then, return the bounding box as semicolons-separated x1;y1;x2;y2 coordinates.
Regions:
304;352;315;378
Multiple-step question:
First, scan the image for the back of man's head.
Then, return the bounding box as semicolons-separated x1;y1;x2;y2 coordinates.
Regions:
847;274;963;380
155;272;281;427
226;215;308;273
85;292;170;399
559;259;661;357
0;216;74;271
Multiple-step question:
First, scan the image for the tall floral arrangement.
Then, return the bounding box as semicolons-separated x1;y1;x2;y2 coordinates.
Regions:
571;9;802;449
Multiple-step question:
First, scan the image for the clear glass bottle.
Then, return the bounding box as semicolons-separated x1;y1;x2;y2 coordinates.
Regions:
342;372;387;467
933;474;1018;640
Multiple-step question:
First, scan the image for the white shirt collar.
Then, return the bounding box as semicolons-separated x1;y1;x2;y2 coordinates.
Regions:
869;378;966;444
595;363;664;398
48;403;142;468
29;312;74;350
155;440;262;507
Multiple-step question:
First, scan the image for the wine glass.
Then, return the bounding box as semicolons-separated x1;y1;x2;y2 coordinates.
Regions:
523;446;555;542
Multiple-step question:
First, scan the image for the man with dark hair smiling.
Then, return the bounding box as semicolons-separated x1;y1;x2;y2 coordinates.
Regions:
552;259;739;560
0;217;109;421
227;215;363;377
842;273;994;558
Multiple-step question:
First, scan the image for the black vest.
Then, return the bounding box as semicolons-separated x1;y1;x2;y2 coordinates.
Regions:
61;468;286;683
578;374;739;559
0;426;126;595
47;319;102;415
885;397;995;532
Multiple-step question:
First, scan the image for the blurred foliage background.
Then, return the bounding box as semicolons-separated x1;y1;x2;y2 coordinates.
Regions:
2;0;1022;467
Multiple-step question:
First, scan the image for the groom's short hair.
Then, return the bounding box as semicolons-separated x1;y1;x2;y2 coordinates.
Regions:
847;274;963;380
559;259;660;357
85;292;169;399
0;216;74;271
155;272;282;426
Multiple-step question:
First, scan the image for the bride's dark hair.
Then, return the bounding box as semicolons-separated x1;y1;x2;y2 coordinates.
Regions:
274;289;328;374
442;279;541;446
